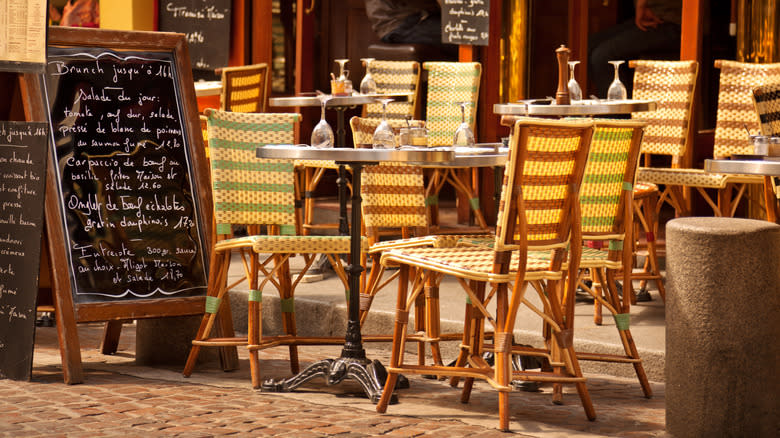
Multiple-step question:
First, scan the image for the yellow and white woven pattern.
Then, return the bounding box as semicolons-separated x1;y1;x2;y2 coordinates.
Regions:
631;60;698;157
713;60;780;158
361;164;427;229
423;62;482;147
363;60;420;120
752;83;780;136
220;63;269;113
495;119;593;249
248;234;355;254
580;121;645;236
206;109;299;228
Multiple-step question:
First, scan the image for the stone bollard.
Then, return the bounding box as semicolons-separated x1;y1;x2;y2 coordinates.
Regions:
665;217;780;437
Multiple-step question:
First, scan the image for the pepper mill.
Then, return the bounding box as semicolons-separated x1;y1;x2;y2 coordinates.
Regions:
555;45;571;105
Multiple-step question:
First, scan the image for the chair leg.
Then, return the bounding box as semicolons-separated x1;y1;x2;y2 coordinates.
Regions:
183;250;232;377
376;264;411;413
604;269;653;398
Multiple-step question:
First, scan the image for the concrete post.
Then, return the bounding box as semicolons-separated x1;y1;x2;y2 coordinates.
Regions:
665;217;780;437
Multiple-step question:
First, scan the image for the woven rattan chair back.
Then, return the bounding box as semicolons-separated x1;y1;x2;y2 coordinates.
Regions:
581;120;645;238
423;62;482;147
713;60;780;158
349;116;411;148
752;83;780;136
630;60;697;165
205;109;299;234
361;164;428;230
495;117;594;253
363;60;420;120
218;63;270;113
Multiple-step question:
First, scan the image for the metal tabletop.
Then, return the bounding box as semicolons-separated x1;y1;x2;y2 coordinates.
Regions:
494;98;657;117
705;158;780;177
256;144;455;164
269;92;412;108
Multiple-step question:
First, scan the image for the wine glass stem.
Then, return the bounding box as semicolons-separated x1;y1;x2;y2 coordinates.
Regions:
613;64;620;82
321;102;326;120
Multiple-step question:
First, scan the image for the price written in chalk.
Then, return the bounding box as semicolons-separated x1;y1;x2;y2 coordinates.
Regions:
45;48;208;303
441;0;490;46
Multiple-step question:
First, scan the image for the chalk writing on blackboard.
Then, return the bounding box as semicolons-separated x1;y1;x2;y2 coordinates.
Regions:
45;48;208;303
158;0;232;71
441;0;490;47
0;120;48;381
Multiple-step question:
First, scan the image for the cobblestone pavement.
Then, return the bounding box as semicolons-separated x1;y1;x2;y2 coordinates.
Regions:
0;324;666;437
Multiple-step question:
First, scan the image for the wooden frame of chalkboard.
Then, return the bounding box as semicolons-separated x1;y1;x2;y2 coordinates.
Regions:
22;27;216;384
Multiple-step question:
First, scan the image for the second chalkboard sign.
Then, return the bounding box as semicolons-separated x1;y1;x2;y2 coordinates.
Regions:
158;0;232;72
44;47;209;304
441;0;491;46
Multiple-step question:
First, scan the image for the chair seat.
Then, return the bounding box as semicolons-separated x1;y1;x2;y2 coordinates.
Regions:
294;159;343;170
211;234;363;254
381;246;559;283
578;246;622;270
637;167;763;188
633;181;659;198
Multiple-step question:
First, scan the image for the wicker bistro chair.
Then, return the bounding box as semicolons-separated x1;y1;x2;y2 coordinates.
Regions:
422;62;488;232
636;60;780;220
375;118;595;432
751;83;780;222
216;63;270;113
568;120;653;397
451;118;653;397
363;60;420;120
183;109;358;389
629;60;698;301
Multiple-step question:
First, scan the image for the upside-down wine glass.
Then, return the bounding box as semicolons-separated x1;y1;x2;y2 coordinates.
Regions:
359;58;377;94
311;92;334;148
607;60;627;100
372;98;396;149
452;101;475;147
567;60;582;101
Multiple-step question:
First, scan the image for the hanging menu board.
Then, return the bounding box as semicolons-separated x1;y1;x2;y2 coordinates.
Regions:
44;43;209;305
157;0;232;72
0;121;48;381
0;0;47;72
441;0;490;46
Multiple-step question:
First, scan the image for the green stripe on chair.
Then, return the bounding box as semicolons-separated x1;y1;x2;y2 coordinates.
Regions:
249;289;263;302
211;159;294;172
583;173;626;184
614;313;630;330
587;151;630;162
280;297;295;313
213;181;294;193
205;296;221;314
581;216;617;227
210;117;296;132
214;202;295;214
580;194;621;204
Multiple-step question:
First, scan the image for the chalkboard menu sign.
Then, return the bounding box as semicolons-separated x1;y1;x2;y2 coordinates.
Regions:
158;0;232;72
0;121;48;381
441;0;490;46
44;47;209;304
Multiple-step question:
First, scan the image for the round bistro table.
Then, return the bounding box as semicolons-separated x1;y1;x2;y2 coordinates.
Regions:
255;145;454;403
705;158;780;223
493;98;657;117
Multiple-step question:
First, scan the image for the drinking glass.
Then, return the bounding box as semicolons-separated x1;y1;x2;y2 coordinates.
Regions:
311;93;334;148
452;101;475;147
372;98;396;149
567;60;582;101
334;59;349;80
359;58;377;95
607;60;627;100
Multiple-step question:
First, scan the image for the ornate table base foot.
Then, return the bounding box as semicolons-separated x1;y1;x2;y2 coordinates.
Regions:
261;357;399;404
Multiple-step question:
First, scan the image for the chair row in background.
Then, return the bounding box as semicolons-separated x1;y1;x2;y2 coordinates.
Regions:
626;59;780;305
